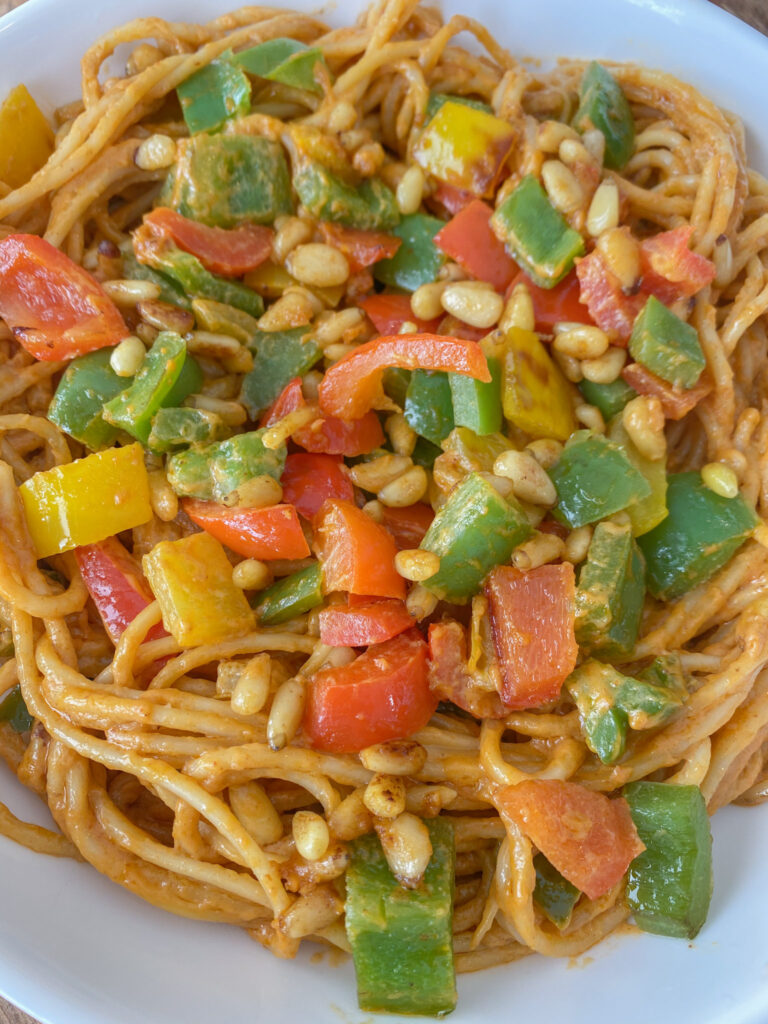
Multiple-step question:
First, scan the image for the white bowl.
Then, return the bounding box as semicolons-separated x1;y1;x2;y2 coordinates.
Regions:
1;1;767;1022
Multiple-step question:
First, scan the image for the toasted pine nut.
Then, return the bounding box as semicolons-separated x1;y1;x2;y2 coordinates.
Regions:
483;473;515;499
258;290;316;332
109;335;145;377
267;678;305;751
138;298;195;334
292;810;330;861
362;499;385;522
411;281;446;321
586;180;620;237
232;560;272;591
360;739;427;776
278;885;343;939
272;216;313;263
185;393;247;426
313;307;364;346
386;413;417;457
581;128;606;164
323;343;357;363
564;525;593;564
103;278;161;306
378;465;428;507
126;42;164;75
537;120;580;153
148;469;178;522
438;261;467;282
597;226;640;290
541;159;584;214
499;282;535;333
395;548;440;582
713;235;733;288
558;138;594;168
622;395;666;461
351;454;412;493
525;438;563;470
441;281;504;329
493;450;557;506
399;320;418;334
353;141;385;177
575;402;606;433
286;243;349;288
405;584;438;620
229;780;283;845
553;323;610;359
512;532;565;570
375;812;432;888
224;474;283;509
364;773;406;819
581;345;627;384
552;348;583;383
231;653;272;715
134;133;177;171
405;783;457;818
701;462;739;499
396;165;424;215
261;405;318;450
327;99;357;133
186;330;253;373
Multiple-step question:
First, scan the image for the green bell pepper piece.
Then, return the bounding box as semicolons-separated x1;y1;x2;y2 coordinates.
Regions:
620;654;687;731
254;562;323;625
420;471;533;603
383;367;411;408
404;370;455;446
573;62;635;170
167;429;286;503
148;407;230;453
549;431;651;528
425;91;493;120
575;518;645;659
235;38;329;95
177;55;251;134
449;355;502;435
48;348;129;450
121;242;190;308
346;818;456;1017
140;245;264;318
491;174;585;289
578;377;636;420
166;134;293;227
0;684;33;733
533;853;580;929
638;472;758;600
164;355;203;408
624;781;712;939
607;417;668;537
629;295;705;390
191;298;259;344
239;327;322;418
103;332;187;445
293;160;399;231
374;212;445;292
411;437;442;469
0;629;13;660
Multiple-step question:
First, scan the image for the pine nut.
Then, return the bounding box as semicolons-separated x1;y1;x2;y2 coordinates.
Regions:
360;739;427;776
323;342;357;363
395;548;440;582
292;810;330;861
483;473;515;500
363;773;406;819
103;279;161;306
575;402;606;433
399;320;418;334
232;559;272;591
525;438;563;470
559;138;594;168
272;216;313;263
261;406;317;450
586;180;620;237
581;345;627;384
135;322;158;346
134;133;177;171
327;99;357;133
313;307;364;346
385;413;417;457
350;454;412;493
185;394;247;426
258;290;316;331
411;281;446;321
302;370;323;401
109;335;145;377
512;532;565;570
622;395;666;461
126;42;164;75
438;262;467;283
147;469;178;522
328;788;372;841
267;678;305;751
537;120;580;153
553;349;583;383
499;282;535;333
701;462;739;499
231;652;272;714
224;474;283;509
375;812;432;888
186;330;252;373
278;885;343;939
229;781;283;845
405;783;457;817
441;281;504;329
553;324;610;359
581;129;606;164
713;235;733;288
492;450;557;506
138;299;194;334
378;465;428;506
541;159;584;214
564;524;593;563
597;227;640;290
362;499;385;522
286;243;349;288
353;142;385;177
396;165;424;215
405;584;438;620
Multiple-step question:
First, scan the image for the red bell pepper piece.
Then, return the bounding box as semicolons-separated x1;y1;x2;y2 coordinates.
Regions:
314;498;405;600
484;563;578;710
427;620;506;719
640;226;715;305
380;502;434;551
496;779;645;900
280;453;354;521
434;199;517;292
0;234;127;361
303;631;435;752
183;499;310;560
318;333;491;420
431;182;475;215
318;222;401;274
575;247;643;344
140;207;274;277
621;362;712;421
358;293;440;335
507;268;593;333
318;598;415;647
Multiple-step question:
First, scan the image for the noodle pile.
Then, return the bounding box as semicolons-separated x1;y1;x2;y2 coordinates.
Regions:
1;0;768;986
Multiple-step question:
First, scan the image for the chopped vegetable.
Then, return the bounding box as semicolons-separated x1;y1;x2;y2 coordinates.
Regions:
358;292;440;335
0;685;33;733
607;416;668;536
166;429;285;503
239;329;321;417
314;499;405;599
318;222;401;273
292;158;399;231
432;426;510;494
496;779;645;900
303;630;434;752
419;472;532;603
578;377;637;421
425;92;492;120
147;407;229;453
508;269;593;332
191;298;260;342
433;199;517;291
575;245;642;343
573;62;635;170
140;208;273;277
491;175;585;288
624;781;713;939
485;563;578;709
345;818;456;1016
427;618;506;719
404;370;455;446
449;354;502;436
380;503;434;551
280;453;354;520
143;532;254;647
621;362;711;421
373;213;446;292
103;332;188;445
177;55;251;134
19;444;152;558
628;295;706;390
319;599;414;647
235;38;328;94
637;471;758;600
640;226;715;305
183;499;310;560
48;348;131;450
533;853;580;929
0;84;54;189
501;326;577;441
254;562;324;626
0;234;127;361
120;240;190;309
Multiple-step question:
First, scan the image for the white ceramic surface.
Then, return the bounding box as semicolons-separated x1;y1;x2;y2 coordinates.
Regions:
0;1;767;1022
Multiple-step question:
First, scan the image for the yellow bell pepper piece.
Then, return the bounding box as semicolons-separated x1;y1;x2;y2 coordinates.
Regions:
607;418;668;536
142;532;255;647
19;444;152;558
413;101;516;197
501;326;577;441
0;85;54;190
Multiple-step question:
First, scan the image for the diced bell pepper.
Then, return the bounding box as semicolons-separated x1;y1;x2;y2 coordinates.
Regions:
103;332;188;445
166;429;286;504
235;38;329;95
573;62;635;170
404;370;455;446
48;348;131;450
176;55;251;134
501;326;577;441
373;213;445;292
254;561;324;625
533;853;580;929
148;407;229;453
0;84;54;189
628;294;706;390
578;377;636;420
607;416;667;536
239;327;321;417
